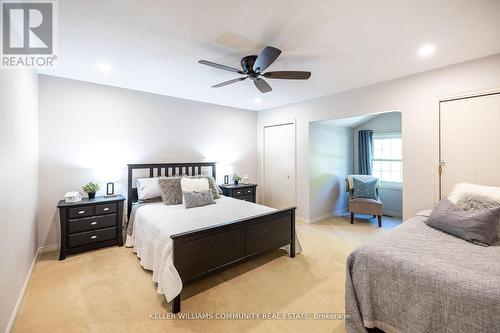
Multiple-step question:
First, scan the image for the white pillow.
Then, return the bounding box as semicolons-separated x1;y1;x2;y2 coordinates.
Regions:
181;177;209;193
137;177;164;200
448;183;500;205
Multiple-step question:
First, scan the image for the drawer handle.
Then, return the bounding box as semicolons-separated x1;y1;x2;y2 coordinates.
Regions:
103;207;110;211
78;210;85;214
90;221;98;225
236;191;241;194
90;235;97;239
247;190;251;193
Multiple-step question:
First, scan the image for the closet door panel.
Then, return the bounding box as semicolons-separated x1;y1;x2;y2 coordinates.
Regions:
440;93;500;197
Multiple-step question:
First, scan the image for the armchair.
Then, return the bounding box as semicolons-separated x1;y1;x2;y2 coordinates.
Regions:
346;175;383;227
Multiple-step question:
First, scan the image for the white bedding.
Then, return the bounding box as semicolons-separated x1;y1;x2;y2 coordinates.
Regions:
126;196;279;302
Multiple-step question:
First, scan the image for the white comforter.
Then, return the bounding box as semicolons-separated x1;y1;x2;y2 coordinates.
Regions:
126;196;276;302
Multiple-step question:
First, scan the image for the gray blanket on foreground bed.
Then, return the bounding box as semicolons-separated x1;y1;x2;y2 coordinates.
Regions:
345;211;500;333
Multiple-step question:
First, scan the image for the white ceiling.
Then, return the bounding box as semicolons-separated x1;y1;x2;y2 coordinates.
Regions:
40;0;500;111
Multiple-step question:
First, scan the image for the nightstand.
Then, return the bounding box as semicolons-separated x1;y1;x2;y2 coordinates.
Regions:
57;195;125;260
219;184;257;203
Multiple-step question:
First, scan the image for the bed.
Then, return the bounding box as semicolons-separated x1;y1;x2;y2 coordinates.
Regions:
345;210;500;333
126;162;297;313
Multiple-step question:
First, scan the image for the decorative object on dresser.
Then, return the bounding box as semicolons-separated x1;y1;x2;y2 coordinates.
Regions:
219;183;257;203
57;194;125;260
82;182;100;200
106;182;115;196
64;191;82;203
233;174;241;185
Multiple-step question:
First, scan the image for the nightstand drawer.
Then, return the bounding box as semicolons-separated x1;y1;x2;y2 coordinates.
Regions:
95;202;116;215
68;214;116;233
68;227;117;248
232;189;245;197
239;195;254;202
68;205;94;219
242;187;254;195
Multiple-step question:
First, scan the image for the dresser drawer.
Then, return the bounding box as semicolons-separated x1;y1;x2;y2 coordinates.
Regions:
68;227;117;248
95;202;116;215
68;214;116;233
68;205;95;219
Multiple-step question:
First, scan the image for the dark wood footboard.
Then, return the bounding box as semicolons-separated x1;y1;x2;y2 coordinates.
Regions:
170;207;296;313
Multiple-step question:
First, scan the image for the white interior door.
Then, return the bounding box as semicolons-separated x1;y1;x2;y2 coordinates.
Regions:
440;93;500;197
263;123;296;208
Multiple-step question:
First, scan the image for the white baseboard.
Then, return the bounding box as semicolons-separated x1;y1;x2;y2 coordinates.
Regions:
295;216;309;224
39;243;60;254
309;212;333;224
5;248;39;333
383;210;403;218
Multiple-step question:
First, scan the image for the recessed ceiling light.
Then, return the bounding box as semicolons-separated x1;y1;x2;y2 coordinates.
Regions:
418;45;435;58
254;97;262;104
97;62;112;73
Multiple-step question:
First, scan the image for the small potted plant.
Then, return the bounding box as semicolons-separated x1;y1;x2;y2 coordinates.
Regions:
233;175;241;185
82;182;100;200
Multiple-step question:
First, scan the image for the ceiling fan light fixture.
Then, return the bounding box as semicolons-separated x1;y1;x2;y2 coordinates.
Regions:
198;46;311;94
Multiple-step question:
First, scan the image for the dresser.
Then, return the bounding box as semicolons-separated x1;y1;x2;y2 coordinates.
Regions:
57;195;125;260
219;184;257;203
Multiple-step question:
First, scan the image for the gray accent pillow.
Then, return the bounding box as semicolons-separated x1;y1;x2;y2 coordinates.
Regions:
187;176;220;199
457;197;500;240
425;198;500;246
158;177;183;205
183;190;215;209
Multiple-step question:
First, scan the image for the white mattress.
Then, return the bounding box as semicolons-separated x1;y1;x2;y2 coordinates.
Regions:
127;196;276;302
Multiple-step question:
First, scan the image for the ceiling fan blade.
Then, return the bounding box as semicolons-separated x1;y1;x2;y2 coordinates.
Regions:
211;77;247;88
263;71;311;80
199;60;244;74
253;46;281;73
253;78;272;93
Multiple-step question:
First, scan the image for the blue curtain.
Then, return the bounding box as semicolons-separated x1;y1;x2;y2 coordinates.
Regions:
358;130;373;175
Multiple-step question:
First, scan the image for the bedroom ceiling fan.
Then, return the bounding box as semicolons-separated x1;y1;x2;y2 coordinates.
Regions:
198;46;311;94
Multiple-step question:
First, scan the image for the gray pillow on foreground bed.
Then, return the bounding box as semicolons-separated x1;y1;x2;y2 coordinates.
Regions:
183;190;215;208
425;198;500;246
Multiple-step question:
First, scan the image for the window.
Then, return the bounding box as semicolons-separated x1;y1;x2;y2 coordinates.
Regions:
372;134;402;184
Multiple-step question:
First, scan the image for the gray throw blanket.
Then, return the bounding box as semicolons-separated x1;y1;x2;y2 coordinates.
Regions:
345;212;500;333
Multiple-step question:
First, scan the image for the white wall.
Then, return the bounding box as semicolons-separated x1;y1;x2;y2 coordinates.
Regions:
353;112;403;217
257;54;500;222
0;70;39;333
38;75;257;247
309;122;353;221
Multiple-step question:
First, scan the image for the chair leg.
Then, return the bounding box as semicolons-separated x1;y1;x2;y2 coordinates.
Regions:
350;213;354;224
377;215;382;227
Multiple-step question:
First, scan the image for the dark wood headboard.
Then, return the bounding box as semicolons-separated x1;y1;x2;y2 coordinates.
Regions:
127;162;216;218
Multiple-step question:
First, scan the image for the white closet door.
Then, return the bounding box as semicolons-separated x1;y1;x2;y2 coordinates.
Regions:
263;123;295;208
440;93;500;197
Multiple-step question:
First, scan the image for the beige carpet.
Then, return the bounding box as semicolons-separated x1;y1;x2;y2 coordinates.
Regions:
12;215;401;333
